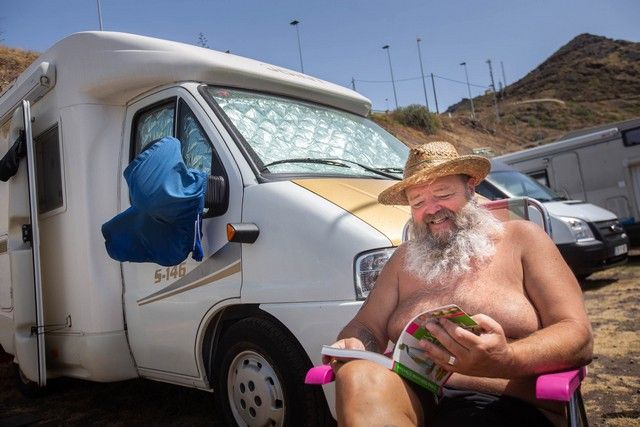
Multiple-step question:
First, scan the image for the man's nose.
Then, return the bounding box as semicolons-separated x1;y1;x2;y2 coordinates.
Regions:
422;203;442;218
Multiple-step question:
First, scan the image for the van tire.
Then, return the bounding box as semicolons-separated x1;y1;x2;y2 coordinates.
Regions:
215;316;332;427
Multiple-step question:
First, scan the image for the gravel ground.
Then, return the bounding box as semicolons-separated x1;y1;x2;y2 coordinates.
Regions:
1;252;639;426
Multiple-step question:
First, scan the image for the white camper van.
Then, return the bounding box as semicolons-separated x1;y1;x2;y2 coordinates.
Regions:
477;159;629;278
0;31;415;425
495;118;640;247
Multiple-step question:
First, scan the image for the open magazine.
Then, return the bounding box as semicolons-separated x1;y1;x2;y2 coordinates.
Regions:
321;304;480;395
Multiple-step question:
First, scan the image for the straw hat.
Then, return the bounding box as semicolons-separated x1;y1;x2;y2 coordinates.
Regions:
378;141;490;205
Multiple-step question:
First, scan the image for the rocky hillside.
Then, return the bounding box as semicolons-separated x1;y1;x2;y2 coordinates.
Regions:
2;33;639;156
0;46;39;93
432;33;640;154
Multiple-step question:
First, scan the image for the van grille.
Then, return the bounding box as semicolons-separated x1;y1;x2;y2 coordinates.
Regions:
593;220;626;241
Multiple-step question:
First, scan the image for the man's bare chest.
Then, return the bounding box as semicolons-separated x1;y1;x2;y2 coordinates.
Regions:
387;266;541;342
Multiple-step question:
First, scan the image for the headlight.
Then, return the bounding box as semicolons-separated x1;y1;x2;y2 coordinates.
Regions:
559;217;595;242
354;248;396;300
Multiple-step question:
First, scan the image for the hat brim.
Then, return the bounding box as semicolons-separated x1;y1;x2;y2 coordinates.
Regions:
378;155;490;205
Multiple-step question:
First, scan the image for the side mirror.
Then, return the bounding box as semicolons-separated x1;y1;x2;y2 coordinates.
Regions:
205;175;228;216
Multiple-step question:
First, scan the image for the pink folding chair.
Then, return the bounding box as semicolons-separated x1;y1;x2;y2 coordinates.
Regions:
305;365;588;426
306;197;589;427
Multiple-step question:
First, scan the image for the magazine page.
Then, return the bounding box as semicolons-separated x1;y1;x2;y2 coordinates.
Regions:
391;305;479;394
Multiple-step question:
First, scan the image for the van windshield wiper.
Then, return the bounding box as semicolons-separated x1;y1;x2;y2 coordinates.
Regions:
261;157;402;180
260;158;351;171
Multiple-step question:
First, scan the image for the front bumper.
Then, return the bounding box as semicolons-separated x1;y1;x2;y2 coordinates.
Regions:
558;236;629;277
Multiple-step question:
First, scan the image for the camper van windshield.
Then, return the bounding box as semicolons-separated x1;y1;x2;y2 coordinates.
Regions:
487;170;565;202
205;87;407;178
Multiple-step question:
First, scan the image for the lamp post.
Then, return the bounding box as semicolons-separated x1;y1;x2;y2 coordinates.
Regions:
96;0;104;31
416;37;430;111
460;61;476;120
289;20;304;73
382;45;398;110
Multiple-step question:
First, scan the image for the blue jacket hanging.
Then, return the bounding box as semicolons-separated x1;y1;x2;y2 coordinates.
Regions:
101;136;207;266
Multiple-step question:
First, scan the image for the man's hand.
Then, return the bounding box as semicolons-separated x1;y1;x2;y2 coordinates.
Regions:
323;338;368;373
418;313;516;378
322;337;367;364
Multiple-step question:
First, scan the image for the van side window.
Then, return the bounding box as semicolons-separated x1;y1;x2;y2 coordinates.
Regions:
177;99;212;174
35;125;63;214
622;127;640;146
131;98;214;174
475;181;503;201
529;170;550;187
133;100;176;156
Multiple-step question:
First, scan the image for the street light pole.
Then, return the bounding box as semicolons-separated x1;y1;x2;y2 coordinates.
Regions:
460;62;476;120
289;20;304;73
416;37;430;111
96;0;104;31
382;45;398;110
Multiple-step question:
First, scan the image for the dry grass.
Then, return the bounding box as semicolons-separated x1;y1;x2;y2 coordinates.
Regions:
0;45;39;93
580;250;640;426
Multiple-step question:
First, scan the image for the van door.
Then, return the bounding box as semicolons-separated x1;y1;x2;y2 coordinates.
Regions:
550;152;586;200
11;101;47;386
120;87;243;380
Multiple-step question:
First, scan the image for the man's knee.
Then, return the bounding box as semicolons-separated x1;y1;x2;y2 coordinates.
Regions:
335;360;396;397
335;360;424;426
336;360;390;387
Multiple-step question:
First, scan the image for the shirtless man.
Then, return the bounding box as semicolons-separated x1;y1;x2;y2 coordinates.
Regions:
328;141;593;426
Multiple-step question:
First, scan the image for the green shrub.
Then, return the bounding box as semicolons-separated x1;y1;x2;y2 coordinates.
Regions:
391;104;440;134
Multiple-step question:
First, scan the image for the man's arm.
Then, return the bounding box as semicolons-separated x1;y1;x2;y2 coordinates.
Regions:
507;220;593;373
420;221;593;378
330;246;403;354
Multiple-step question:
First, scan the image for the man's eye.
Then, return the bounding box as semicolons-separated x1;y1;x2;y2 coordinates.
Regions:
412;201;424;208
436;194;453;200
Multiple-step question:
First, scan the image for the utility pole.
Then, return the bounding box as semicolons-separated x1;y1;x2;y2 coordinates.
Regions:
486;59;500;122
416;38;430;111
382;45;399;110
289;20;304;73
351;77;356;91
460;62;475;120
500;61;508;95
96;0;104;31
430;73;440;114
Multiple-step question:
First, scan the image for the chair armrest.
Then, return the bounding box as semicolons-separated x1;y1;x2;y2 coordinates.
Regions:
536;367;587;402
305;365;335;385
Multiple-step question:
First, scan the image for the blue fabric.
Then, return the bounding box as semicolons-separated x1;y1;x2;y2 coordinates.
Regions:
101;137;207;266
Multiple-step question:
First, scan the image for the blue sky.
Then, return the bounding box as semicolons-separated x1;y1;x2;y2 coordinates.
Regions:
2;0;639;111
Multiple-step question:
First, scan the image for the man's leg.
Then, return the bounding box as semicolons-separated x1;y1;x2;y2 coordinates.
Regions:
335;360;425;427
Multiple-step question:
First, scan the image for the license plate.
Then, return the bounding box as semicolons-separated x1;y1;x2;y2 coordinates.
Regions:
614;244;628;256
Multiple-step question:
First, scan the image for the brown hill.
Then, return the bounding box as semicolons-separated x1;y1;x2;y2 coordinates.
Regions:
437;33;640;154
0;45;39;93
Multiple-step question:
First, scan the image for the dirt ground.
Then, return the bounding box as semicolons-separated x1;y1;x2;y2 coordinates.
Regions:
0;253;639;426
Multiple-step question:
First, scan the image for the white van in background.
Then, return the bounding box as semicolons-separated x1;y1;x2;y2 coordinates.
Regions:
495;118;640;246
476;160;629;279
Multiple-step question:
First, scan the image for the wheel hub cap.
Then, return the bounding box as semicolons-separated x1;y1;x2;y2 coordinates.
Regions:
227;350;284;427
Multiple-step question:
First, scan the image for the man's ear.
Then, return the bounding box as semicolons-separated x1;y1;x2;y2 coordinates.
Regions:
467;177;478;192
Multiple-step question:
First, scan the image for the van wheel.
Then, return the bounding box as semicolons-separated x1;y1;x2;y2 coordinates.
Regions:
215;316;332;427
13;364;47;398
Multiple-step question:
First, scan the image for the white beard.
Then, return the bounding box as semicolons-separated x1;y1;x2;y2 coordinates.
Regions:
404;201;504;287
